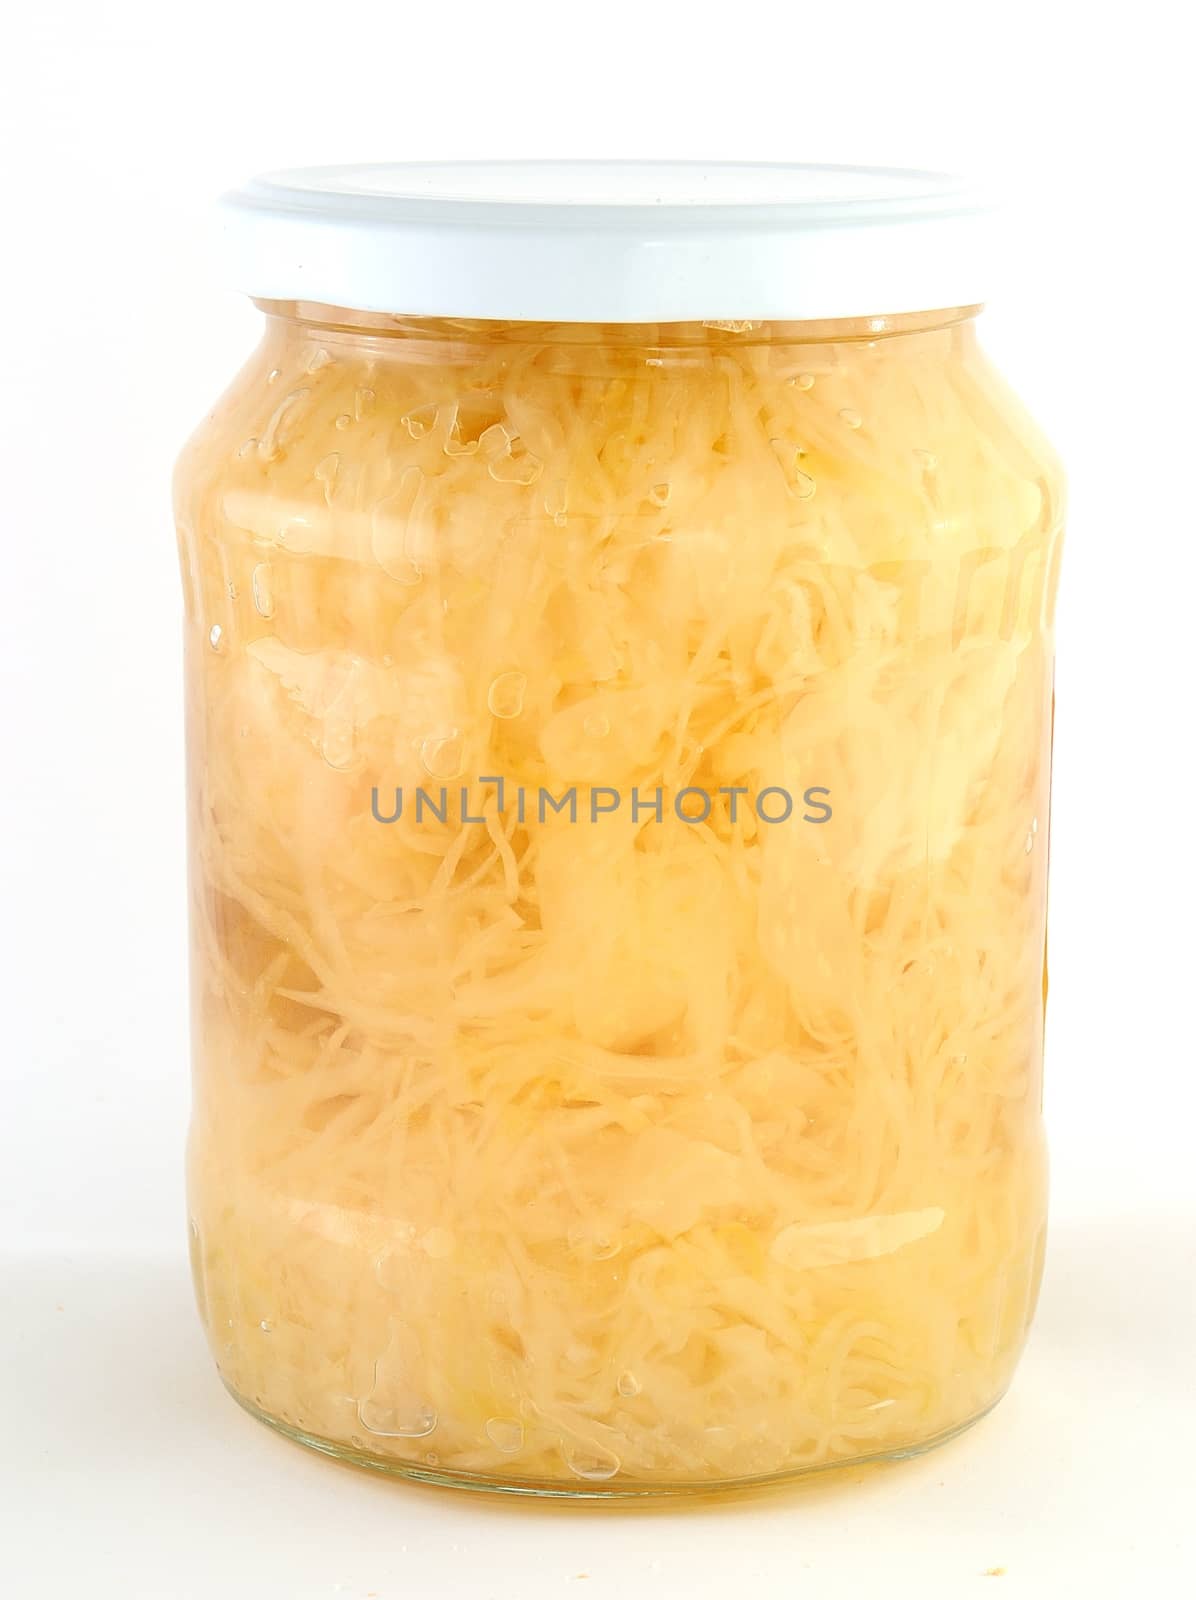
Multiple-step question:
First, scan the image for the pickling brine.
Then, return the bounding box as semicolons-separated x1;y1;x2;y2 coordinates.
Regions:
177;165;1064;1495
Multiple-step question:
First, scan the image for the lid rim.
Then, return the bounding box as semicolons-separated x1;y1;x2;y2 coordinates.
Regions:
217;160;997;324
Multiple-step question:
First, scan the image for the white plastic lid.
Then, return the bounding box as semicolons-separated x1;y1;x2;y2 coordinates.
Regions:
219;161;993;324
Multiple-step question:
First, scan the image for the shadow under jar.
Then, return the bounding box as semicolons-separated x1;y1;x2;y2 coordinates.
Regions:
175;163;1065;1496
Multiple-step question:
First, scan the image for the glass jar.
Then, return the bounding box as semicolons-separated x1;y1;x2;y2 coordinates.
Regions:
176;164;1065;1496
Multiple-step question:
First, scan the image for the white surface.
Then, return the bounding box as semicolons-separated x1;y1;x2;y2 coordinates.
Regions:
2;1;1194;1595
220;161;992;320
4;1222;1192;1597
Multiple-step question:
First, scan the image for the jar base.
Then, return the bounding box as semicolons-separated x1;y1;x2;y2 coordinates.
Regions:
224;1382;1004;1500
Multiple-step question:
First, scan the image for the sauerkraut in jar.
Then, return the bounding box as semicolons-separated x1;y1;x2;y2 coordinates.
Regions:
176;164;1065;1494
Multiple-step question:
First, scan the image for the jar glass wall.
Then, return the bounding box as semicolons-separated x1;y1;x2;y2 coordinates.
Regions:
176;304;1063;1494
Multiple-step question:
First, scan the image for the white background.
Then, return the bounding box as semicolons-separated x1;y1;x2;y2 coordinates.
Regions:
1;2;1193;1595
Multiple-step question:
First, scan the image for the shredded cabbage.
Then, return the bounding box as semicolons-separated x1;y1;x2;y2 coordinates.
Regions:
176;308;1063;1489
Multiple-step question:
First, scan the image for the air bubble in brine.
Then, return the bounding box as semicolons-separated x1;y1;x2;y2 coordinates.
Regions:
485;1417;525;1453
488;671;527;719
357;1397;438;1438
420;731;464;780
564;1442;621;1481
402;404;438;439
251;563;274;618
